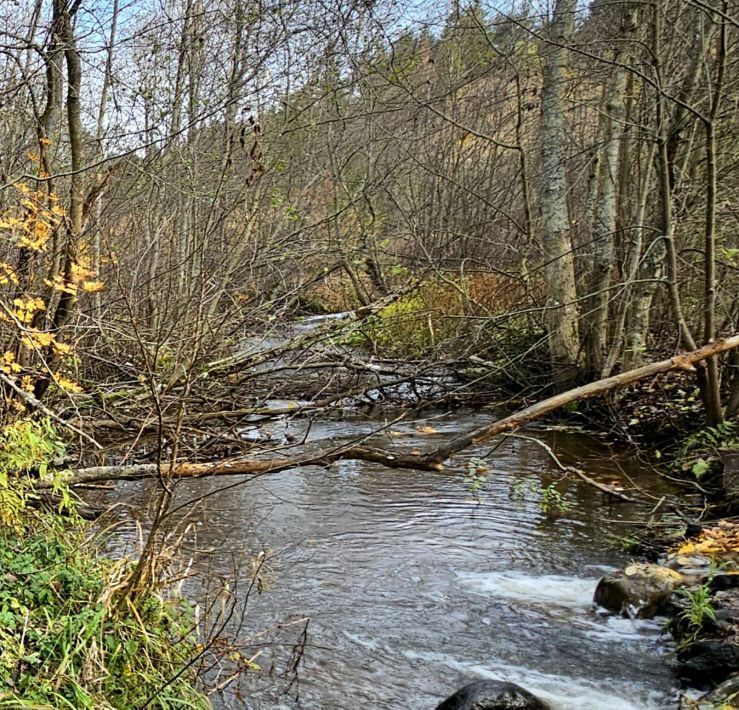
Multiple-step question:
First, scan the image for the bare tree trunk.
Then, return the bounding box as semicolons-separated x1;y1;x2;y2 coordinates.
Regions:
622;2;709;372
653;1;697;354
701;0;727;425
652;0;724;423
171;0;192;307
539;0;580;389
606;142;656;374
34;0;83;400
52;1;83;333
586;3;637;375
727;349;739;417
90;0;119;317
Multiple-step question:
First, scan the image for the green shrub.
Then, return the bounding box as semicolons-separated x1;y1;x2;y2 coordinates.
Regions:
0;417;72;531
0;417;208;709
363;274;543;362
0;522;208;709
365;293;442;358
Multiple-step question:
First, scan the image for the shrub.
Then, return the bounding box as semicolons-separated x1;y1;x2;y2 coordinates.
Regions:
363;272;543;360
0;418;208;709
0;418;71;531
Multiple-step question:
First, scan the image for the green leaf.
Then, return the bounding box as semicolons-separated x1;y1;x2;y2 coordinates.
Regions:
692;458;710;480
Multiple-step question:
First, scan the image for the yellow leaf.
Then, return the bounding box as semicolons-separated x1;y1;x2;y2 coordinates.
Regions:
82;280;105;293
54;374;82;394
52;341;72;356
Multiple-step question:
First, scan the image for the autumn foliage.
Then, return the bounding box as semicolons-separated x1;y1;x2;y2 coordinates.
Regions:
0;181;101;415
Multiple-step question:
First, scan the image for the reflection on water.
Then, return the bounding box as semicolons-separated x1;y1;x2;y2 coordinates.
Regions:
101;409;679;709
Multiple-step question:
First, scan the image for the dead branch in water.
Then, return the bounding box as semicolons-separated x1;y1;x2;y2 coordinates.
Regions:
42;335;739;489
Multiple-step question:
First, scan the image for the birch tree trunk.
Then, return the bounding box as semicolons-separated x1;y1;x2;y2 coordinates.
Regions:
586;3;637;375
623;3;706;371
539;0;580;389
700;1;727;425
611;142;656;374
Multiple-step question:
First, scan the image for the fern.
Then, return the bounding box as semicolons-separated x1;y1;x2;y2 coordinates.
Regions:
678;421;738;481
681;421;738;458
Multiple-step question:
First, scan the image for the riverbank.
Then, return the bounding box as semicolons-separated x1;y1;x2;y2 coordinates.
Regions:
0;419;206;709
592;515;739;709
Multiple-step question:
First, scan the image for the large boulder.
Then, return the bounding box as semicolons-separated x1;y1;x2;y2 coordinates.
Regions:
593;563;681;618
435;680;551;710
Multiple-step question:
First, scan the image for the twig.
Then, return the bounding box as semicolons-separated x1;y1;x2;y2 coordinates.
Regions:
505;433;639;502
0;372;102;449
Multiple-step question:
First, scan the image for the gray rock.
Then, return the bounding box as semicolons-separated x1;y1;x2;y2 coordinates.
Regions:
435;680;551;710
594;564;680;618
701;672;739;706
678;640;739;684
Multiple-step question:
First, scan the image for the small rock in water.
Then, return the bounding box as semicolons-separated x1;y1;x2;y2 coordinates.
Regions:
594;564;680;618
435;679;551;710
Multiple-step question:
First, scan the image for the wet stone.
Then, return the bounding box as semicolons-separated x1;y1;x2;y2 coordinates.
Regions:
677;640;739;685
711;572;739;592
593;564;680;618
435;680;552;710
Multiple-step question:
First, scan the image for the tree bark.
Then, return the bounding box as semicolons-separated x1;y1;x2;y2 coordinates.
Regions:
586;3;637;375
539;0;580;389
701;1;727;425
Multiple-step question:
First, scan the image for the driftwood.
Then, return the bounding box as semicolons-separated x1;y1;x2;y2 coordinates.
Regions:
40;335;739;490
83;367;452;433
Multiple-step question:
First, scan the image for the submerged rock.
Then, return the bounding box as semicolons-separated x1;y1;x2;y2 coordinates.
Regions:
594;563;681;618
435;680;551;710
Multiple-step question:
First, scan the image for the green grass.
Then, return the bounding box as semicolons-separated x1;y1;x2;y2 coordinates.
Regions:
0;416;208;709
0;521;208;709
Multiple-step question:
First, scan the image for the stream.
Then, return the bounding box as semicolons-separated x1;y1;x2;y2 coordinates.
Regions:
104;407;682;709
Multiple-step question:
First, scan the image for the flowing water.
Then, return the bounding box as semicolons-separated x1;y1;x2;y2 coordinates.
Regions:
104;407;681;709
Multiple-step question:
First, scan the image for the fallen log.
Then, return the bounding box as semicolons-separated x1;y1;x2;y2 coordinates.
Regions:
44;445;444;489
43;335;739;489
427;334;739;463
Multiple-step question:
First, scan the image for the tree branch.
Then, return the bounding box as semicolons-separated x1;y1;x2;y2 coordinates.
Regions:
42;335;739;489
